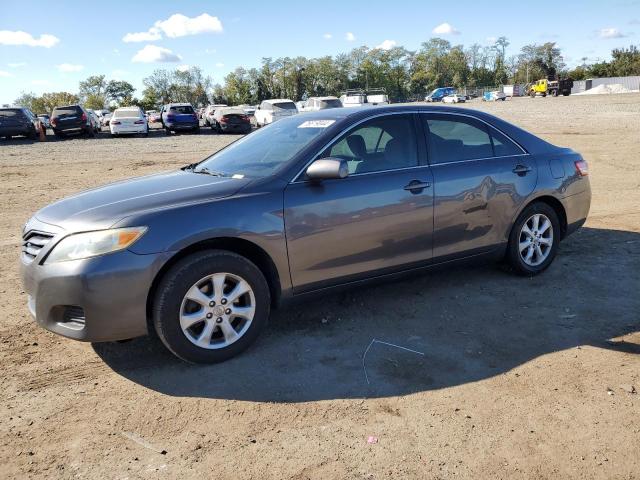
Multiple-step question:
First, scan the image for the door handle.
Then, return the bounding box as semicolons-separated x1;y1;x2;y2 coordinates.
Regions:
512;164;532;176
404;180;431;193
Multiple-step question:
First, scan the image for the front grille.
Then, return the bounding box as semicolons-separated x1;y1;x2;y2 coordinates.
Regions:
22;230;54;263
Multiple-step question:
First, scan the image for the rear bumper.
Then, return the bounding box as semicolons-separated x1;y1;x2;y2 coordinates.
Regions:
110;123;147;134
220;123;251;132
562;186;591;237
21;249;173;342
165;122;198;130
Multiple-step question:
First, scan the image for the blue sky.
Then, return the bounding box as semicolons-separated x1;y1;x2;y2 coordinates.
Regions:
1;0;638;104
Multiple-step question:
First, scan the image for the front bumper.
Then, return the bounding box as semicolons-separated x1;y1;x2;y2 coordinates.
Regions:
21;248;172;342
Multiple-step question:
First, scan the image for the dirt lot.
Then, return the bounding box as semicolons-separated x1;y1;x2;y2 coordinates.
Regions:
1;95;639;480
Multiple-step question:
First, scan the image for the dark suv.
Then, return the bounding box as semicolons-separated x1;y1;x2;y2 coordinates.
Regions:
0;107;40;140
51;105;94;138
160;103;200;134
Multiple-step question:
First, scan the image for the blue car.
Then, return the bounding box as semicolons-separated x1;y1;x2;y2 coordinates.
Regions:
425;87;456;102
160;103;200;134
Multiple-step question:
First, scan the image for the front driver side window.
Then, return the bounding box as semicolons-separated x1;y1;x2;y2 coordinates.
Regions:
323;115;418;175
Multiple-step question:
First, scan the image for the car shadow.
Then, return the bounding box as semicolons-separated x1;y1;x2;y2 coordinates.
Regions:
93;226;640;402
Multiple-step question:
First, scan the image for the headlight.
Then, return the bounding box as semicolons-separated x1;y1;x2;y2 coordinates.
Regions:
45;227;147;263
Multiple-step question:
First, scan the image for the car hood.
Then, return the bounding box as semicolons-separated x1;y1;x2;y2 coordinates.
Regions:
35;170;250;231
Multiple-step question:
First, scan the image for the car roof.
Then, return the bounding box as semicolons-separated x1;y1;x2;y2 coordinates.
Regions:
167;103;192;107
263;99;294;104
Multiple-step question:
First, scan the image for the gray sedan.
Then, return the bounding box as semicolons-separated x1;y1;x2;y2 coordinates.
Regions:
20;105;591;363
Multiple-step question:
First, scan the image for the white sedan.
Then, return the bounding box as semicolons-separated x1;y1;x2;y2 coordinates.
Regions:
110;107;148;137
442;93;467;104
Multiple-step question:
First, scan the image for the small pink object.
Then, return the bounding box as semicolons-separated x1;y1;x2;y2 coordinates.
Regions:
367;436;378;444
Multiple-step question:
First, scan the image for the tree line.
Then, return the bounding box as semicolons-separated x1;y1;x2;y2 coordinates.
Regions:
14;39;640;113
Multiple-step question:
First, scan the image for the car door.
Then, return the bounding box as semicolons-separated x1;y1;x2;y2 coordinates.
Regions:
283;113;434;293
421;113;537;261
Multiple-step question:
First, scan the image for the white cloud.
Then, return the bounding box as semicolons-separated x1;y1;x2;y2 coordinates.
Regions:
0;30;59;48
132;44;182;63
157;13;223;37
177;64;191;72
8;62;27;68
597;28;626;39
432;22;460;35
123;13;222;43
0;70;13;78
375;39;397;50
323;33;332;39
215;62;224;68
31;79;51;85
57;63;84;72
122;28;162;43
345;32;355;41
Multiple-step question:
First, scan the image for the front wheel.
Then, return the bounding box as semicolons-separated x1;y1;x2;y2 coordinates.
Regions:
153;250;271;363
506;202;560;276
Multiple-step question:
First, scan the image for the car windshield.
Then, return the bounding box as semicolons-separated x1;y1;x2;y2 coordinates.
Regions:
170;105;194;114
319;99;342;109
272;102;297;111
193;116;334;178
112;109;140;119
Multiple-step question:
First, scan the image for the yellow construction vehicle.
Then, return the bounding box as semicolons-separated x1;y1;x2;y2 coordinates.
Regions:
527;78;573;97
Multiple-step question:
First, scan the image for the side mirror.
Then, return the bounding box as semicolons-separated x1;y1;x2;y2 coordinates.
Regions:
306;158;349;181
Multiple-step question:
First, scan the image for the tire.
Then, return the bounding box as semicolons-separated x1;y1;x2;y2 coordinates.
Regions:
27;127;37;140
54;131;64;139
506;202;561;276
216;122;222;134
153;250;271;363
85;127;95;138
165;127;171;135
193;126;200;134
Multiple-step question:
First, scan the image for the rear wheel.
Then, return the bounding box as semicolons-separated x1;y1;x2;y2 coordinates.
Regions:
165;127;171;135
153;250;271;363
193;126;200;134
507;202;560;276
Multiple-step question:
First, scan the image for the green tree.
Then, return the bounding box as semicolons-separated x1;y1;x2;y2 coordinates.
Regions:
105;80;136;107
79;75;106;108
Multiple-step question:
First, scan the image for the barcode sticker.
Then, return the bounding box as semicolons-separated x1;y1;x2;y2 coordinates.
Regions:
298;120;335;128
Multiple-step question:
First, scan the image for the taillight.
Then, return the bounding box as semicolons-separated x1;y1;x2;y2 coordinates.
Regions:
81;112;87;121
575;159;589;176
220;116;228;123
51;117;57;126
241;115;249;122
192;114;198;120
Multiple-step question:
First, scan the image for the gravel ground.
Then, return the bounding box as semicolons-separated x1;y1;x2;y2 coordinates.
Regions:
0;96;639;479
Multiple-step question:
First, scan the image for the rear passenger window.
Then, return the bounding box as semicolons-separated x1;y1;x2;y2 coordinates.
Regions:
490;129;524;156
423;115;493;164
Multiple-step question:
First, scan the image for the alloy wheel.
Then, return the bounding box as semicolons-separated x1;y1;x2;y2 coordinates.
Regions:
518;213;554;266
179;272;255;349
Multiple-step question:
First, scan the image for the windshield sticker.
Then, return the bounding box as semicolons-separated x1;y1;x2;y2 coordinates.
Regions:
297;120;335;129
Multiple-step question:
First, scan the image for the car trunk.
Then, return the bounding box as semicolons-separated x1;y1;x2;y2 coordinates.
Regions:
52;107;84;130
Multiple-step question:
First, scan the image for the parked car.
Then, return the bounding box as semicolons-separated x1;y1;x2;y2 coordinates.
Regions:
161;103;200;134
442;93;466;104
110;107;148;137
146;110;160;123
101;113;112;127
0;107;41;140
211;107;252;134
86;109;102;133
299;96;343;112
483;91;507;102
254;99;298;126
38;114;51;129
20;105;591;364
50;105;94;138
425;87;456;102
340;88;389;107
203;104;228;127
